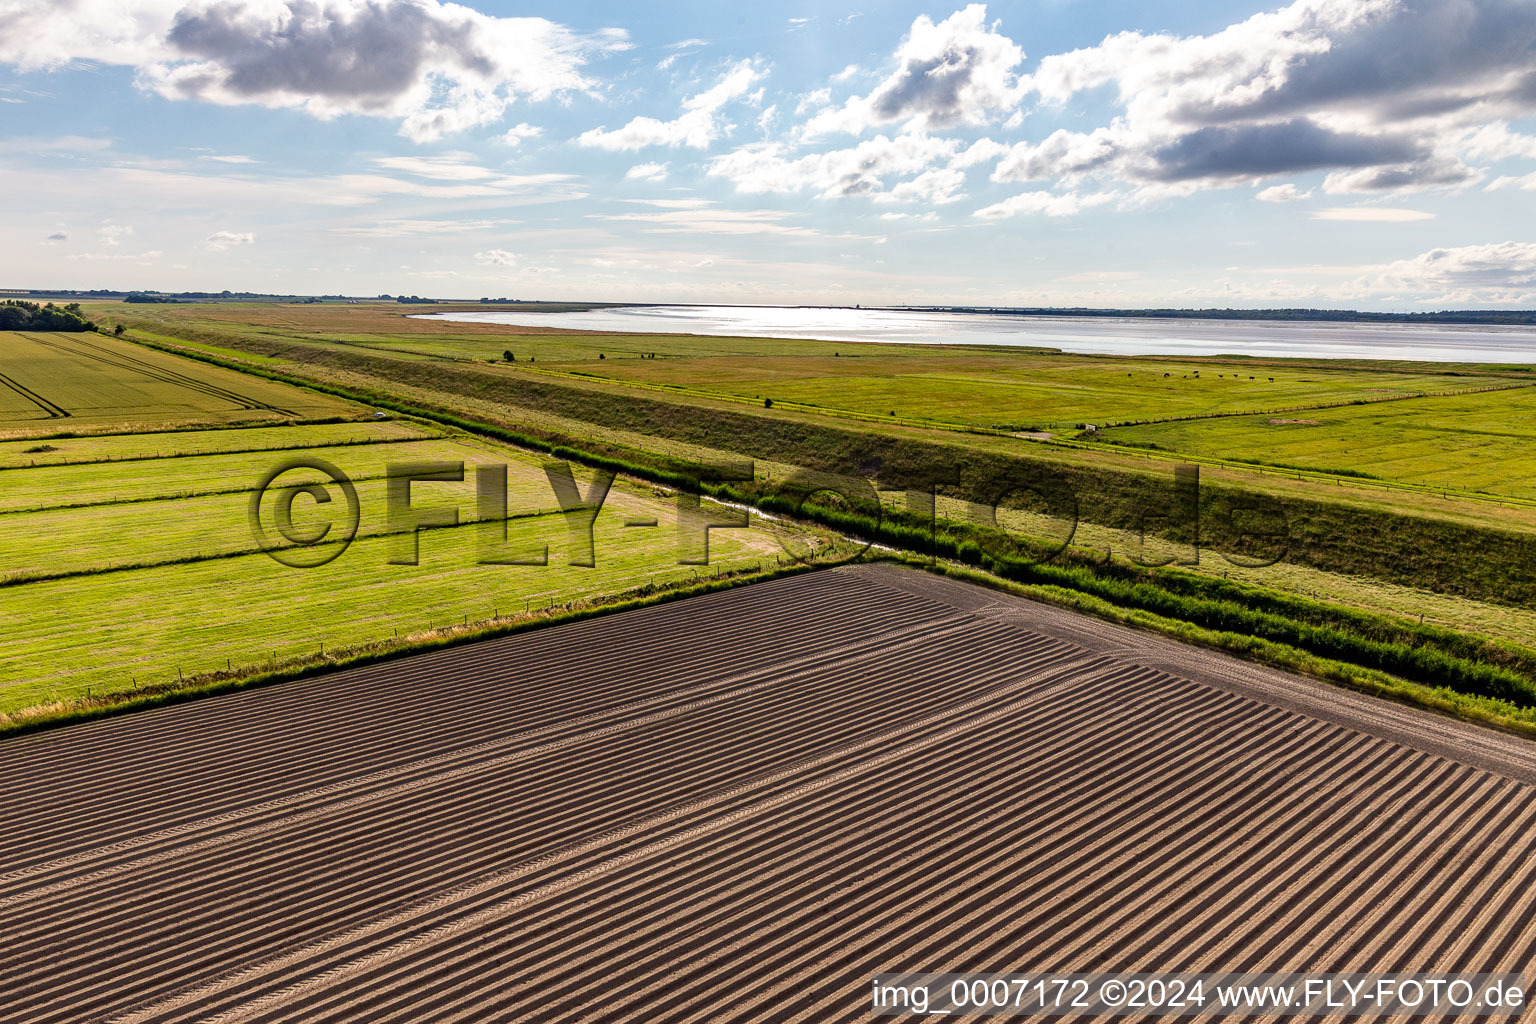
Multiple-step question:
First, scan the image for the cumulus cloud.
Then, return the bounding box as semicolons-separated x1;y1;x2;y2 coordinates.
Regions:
1361;241;1536;303
708;131;963;201
996;0;1536;202
578;60;764;151
498;122;542;146
474;248;517;265
624;162;668;182
803;4;1024;137
98;223;134;246
45;232;67;242
1256;183;1312;202
0;0;628;143
204;229;254;249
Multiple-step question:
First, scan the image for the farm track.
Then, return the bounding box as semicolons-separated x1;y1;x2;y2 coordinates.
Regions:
2;564;1535;1022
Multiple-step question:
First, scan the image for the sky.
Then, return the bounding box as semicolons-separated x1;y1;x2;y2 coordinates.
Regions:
2;0;1535;308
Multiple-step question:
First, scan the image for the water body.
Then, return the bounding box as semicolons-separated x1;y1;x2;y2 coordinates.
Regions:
414;305;1536;364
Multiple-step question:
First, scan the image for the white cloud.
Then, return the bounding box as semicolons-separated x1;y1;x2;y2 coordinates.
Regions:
373;154;496;181
98;223;134;246
594;199;873;240
498;122;542;147
0;0;629;143
795;88;832;116
802;4;1025;138
332;218;513;237
709;131;961;200
1004;0;1536;199
204;230;254;250
1311;206;1435;222
1256;183;1312;203
474;248;517;266
974;190;1116;219
578;60;765;151
624;162;669;182
4;135;113;154
1360;241;1536;303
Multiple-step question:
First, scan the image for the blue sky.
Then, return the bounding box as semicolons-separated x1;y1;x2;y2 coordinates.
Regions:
3;0;1535;307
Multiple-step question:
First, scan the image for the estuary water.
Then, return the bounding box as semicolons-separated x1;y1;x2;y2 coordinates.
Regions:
413;305;1536;363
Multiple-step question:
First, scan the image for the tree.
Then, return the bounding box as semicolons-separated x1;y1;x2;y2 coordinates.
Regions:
503;350;514;362
0;299;97;332
113;323;126;336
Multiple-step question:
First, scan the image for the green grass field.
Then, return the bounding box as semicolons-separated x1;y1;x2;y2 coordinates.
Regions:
0;427;592;579
0;502;795;713
1095;385;1536;499
0;336;829;720
0;418;430;469
536;351;1506;430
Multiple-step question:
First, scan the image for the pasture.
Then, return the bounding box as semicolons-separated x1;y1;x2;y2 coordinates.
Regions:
541;351;1507;430
1096;385;1536;499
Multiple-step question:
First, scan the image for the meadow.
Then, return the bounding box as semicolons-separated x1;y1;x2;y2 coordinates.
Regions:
0;503;793;713
0;418;427;468
0;329;829;722
1095;385;1536;499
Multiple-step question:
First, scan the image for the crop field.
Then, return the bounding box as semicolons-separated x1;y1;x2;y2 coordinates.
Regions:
1096;385;1536;499
0;331;354;435
2;566;1534;1023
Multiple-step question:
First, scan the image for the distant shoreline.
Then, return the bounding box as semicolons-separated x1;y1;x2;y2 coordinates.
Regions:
19;289;1536;327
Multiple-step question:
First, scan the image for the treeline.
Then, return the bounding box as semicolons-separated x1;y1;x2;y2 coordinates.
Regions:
0;300;97;332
